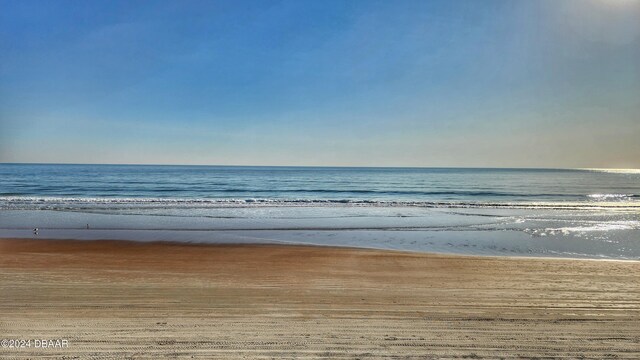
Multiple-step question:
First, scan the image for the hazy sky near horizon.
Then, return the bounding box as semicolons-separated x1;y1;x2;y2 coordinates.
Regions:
1;0;639;168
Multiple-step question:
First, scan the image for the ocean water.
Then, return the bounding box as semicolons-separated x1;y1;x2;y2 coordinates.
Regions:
1;163;639;259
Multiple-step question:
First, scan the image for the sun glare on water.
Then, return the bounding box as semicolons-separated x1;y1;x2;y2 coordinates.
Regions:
581;168;640;174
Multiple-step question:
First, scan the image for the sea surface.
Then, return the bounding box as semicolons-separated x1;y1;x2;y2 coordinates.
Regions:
1;163;639;259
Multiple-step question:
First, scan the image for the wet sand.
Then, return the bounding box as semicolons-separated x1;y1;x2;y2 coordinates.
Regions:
1;238;639;359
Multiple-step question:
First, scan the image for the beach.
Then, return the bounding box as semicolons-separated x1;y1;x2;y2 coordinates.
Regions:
4;0;640;357
1;239;639;359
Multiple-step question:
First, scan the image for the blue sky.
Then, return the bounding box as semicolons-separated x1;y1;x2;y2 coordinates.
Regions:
1;0;639;167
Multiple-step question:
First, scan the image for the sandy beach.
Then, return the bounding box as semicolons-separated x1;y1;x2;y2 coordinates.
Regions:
1;238;639;359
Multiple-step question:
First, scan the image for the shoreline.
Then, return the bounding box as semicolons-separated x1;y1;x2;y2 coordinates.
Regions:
2;236;638;263
2;237;640;358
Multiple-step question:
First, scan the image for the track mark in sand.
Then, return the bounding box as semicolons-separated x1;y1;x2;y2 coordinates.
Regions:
1;241;640;359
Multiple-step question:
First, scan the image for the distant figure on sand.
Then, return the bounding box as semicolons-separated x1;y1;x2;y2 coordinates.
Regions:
33;228;38;235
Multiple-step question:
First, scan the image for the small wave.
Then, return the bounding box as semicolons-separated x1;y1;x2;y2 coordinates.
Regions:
524;220;640;236
1;196;639;211
0;189;579;197
588;194;637;201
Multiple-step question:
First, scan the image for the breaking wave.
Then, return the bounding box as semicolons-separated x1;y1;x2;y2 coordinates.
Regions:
1;195;638;211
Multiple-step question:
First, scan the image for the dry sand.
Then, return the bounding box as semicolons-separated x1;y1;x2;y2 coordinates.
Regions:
1;238;639;359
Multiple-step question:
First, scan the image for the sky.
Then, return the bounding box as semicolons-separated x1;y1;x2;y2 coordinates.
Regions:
1;0;639;168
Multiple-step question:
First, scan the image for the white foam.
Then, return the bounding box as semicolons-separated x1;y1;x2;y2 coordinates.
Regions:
588;193;634;201
1;195;639;212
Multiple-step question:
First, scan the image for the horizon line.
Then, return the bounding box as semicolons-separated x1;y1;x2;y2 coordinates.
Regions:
1;161;637;172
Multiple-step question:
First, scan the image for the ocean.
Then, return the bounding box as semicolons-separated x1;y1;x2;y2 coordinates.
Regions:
1;163;639;259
